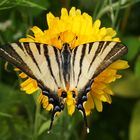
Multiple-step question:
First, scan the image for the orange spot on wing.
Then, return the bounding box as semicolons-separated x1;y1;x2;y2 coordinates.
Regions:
66;82;70;91
57;88;63;97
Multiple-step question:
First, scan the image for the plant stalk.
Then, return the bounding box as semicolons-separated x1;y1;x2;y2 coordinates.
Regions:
33;93;41;140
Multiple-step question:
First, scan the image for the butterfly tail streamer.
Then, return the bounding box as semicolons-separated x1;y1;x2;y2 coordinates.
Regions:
82;108;90;133
81;106;90;133
48;110;55;133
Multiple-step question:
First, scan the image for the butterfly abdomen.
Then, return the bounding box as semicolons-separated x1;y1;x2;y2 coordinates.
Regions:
61;43;71;85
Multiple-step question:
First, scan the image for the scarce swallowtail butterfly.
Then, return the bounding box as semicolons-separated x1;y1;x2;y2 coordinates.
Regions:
0;41;128;133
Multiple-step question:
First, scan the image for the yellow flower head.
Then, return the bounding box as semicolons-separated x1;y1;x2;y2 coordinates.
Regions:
19;7;129;116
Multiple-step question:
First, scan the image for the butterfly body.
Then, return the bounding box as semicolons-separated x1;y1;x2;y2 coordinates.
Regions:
0;41;128;132
61;43;71;86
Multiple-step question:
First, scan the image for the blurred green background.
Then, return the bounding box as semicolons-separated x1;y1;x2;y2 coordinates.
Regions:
0;0;140;140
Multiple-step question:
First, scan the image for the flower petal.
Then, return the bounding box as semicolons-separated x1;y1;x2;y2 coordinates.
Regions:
18;7;129;115
109;60;129;69
94;97;103;112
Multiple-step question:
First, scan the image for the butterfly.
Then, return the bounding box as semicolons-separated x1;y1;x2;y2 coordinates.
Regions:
0;41;128;133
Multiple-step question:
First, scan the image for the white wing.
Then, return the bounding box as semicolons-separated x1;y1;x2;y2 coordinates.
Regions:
0;42;65;93
70;41;128;93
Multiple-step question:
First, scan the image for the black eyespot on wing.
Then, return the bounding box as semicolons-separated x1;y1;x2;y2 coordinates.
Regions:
42;90;50;97
82;96;87;102
72;91;76;98
54;105;61;112
77;104;83;110
49;98;54;104
60;103;64;110
61;91;67;98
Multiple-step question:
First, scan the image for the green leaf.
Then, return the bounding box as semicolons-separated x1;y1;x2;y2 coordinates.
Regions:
38;120;50;135
38;115;60;136
134;57;140;79
112;71;140;98
20;0;47;10
0;112;13;118
0;0;48;10
129;100;140;140
23;0;50;17
123;37;140;61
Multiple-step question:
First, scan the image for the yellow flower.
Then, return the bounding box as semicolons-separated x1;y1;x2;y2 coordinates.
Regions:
19;7;129;115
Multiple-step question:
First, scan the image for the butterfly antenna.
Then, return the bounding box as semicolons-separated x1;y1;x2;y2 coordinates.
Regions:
47;110;55;134
82;107;90;134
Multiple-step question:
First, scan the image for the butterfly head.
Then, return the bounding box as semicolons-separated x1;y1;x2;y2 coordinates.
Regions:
58;32;78;49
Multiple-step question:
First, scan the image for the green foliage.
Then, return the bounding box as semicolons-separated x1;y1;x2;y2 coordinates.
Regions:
38;120;50;135
129;101;140;140
0;0;140;140
123;37;140;61
113;72;140;98
0;82;35;140
135;57;140;79
0;0;48;10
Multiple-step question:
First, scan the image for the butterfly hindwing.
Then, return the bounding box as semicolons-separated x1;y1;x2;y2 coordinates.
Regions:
70;41;128;94
0;42;65;92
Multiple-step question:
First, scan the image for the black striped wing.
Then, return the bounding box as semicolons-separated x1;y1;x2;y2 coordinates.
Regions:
0;42;65;92
70;41;128;94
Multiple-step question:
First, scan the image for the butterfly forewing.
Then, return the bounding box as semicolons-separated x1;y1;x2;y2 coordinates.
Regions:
0;42;65;92
0;41;127;100
70;41;128;93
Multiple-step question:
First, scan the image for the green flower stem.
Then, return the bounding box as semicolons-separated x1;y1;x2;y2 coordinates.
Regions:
93;0;108;19
112;0;121;28
95;0;138;19
33;92;41;140
96;1;119;19
20;0;47;10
